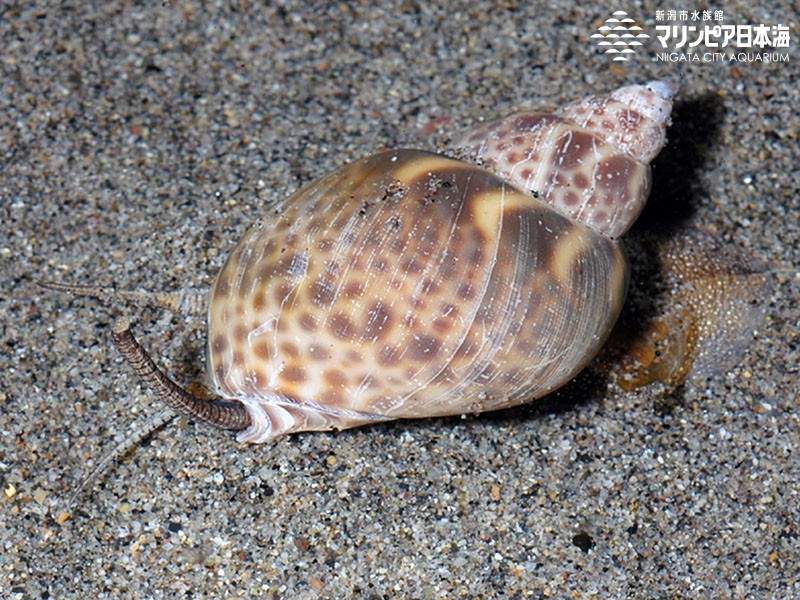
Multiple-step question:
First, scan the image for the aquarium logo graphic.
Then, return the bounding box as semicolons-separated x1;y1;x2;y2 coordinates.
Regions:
591;11;650;61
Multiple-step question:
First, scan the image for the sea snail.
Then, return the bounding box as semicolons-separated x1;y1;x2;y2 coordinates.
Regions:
57;80;679;443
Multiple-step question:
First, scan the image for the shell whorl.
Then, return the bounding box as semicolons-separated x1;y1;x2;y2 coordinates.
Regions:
209;151;628;442
455;80;675;238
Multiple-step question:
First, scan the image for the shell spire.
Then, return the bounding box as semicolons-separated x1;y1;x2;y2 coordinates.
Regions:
455;80;676;238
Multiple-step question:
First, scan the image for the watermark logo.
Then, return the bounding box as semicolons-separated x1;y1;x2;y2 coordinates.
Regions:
590;8;791;63
591;10;650;61
654;9;790;63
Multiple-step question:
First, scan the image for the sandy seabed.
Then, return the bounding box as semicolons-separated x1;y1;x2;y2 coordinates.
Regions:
2;2;798;598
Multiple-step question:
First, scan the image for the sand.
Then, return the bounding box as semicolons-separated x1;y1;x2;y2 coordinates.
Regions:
2;1;798;597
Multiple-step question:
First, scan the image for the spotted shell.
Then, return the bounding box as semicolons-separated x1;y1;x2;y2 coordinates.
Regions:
207;80;675;442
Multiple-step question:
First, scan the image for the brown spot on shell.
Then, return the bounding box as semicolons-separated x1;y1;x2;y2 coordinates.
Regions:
458;282;475;301
389;237;406;253
403;258;423;274
441;303;458;317
372;257;389;273
563;191;580;207
421;277;439;294
323;369;348;388
329;312;356;340
433;317;452;333
438;259;458;280
365;230;384;248
306;217;324;232
419;225;439;248
234;324;249;344
279;365;306;384
466;229;487;266
298;312;316;332
252;341;272;360
309;344;330;361
596;155;635;185
346;349;362;364
344;281;366;299
309;277;336;307
510;113;562;133
573;172;589;189
317;238;335;252
320;389;345;407
252;368;268;388
362;301;393;343
553;131;597;171
279;342;300;359
377;344;402;366
468;246;483;267
409;334;441;361
621;110;644;131
252;289;266;311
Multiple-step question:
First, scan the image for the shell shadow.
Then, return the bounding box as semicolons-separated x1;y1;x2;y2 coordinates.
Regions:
470;367;611;426
368;367;611;439
633;91;726;232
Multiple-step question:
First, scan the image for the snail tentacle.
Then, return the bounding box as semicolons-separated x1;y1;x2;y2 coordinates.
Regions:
66;408;177;507
111;317;251;431
37;281;207;315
